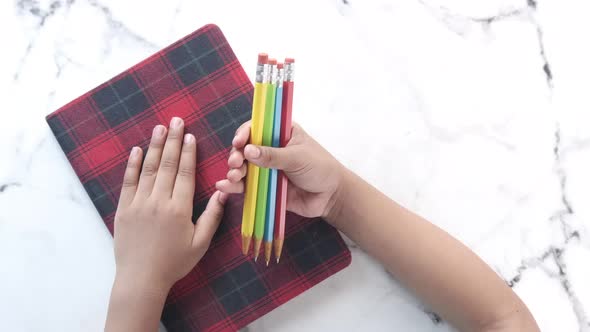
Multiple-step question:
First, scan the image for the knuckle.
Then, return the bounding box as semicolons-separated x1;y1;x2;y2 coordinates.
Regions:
213;210;224;221
228;147;238;159
261;148;273;165
231;151;244;164
288;157;310;176
208;205;224;220
142;163;158;177
169;205;189;219
177;166;195;178
147;203;161;217
121;177;137;188
229;169;243;182
126;158;141;169
160;158;178;171
149;140;164;150
280;147;303;172
166;130;183;140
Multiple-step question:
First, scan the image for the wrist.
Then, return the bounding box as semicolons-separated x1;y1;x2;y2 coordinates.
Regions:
113;269;171;303
106;270;171;332
322;165;352;227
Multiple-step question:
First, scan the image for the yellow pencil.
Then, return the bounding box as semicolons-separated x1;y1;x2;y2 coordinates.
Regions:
242;53;269;255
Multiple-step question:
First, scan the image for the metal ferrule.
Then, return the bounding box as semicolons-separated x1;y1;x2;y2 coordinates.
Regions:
277;68;284;88
262;64;270;83
269;65;278;85
284;63;294;82
255;63;265;83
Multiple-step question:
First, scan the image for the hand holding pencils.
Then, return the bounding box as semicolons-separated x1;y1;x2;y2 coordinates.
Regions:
242;54;295;264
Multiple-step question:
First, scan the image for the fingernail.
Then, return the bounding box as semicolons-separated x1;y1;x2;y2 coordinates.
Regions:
130;146;140;159
170;117;183;128
218;191;228;204
245;145;260;158
184;134;194;144
153;125;165;138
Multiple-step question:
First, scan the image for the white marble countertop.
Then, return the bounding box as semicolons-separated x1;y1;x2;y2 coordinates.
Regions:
1;0;589;331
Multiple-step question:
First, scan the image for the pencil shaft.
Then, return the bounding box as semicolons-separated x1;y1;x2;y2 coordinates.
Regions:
265;169;278;239
254;167;270;240
264;85;283;243
274;76;294;261
241;80;267;252
253;81;277;256
274;173;287;261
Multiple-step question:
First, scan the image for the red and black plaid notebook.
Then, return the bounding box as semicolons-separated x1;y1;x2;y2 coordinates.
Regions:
45;24;351;331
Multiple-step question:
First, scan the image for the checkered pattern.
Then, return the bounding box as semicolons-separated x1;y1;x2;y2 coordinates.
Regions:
46;24;351;332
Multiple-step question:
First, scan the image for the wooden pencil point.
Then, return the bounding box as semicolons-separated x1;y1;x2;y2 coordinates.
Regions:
242;235;252;256
274;238;284;264
253;238;262;261
264;242;272;266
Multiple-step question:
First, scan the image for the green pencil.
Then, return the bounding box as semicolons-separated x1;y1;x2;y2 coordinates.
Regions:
253;58;278;261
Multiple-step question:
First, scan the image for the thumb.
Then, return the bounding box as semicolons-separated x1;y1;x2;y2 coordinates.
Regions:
192;191;227;251
244;144;299;170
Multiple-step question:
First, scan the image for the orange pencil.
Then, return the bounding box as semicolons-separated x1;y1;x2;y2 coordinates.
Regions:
274;58;294;263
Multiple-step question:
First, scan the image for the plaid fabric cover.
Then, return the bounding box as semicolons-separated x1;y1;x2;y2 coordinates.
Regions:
45;24;351;332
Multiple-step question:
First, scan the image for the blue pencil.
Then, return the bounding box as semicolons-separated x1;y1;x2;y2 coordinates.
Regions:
264;63;284;265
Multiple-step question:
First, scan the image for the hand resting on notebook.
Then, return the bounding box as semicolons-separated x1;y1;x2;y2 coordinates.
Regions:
217;121;540;332
105;117;228;332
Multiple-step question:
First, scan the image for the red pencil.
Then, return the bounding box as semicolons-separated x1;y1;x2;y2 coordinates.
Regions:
274;58;294;263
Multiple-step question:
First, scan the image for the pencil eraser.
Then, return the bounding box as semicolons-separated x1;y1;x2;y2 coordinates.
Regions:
277;63;284;69
285;58;295;64
269;58;277;65
258;53;269;64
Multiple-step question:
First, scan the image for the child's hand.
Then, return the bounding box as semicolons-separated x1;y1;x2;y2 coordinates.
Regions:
216;121;344;219
113;118;228;292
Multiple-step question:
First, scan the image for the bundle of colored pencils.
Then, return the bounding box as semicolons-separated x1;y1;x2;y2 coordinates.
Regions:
241;53;295;265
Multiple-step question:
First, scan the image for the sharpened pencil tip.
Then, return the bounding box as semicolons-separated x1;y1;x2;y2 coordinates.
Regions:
254;255;258;262
273;238;284;264
253;238;262;261
242;235;252;256
264;242;272;267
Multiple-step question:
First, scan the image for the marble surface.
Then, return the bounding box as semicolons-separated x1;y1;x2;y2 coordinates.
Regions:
1;0;589;331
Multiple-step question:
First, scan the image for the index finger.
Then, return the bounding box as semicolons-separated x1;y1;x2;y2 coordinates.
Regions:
172;133;197;205
232;121;251;149
118;147;143;207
